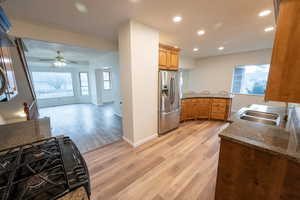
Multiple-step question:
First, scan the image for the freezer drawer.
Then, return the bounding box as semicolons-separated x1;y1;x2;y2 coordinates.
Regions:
159;109;180;135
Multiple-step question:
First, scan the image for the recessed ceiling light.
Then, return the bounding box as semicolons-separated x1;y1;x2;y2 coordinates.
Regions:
259;10;272;17
75;2;88;13
264;26;274;32
197;30;205;36
218;46;224;51
173;16;182;23
193;48;199;52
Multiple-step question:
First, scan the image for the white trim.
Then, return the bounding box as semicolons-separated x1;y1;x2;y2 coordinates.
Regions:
122;136;134;147
133;134;158;147
122;134;158;148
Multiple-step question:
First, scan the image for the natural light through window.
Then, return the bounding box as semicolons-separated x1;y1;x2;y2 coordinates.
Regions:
232;64;270;95
79;72;89;96
32;72;74;99
103;71;112;90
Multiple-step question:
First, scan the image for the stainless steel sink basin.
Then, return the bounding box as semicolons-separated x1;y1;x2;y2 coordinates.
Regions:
240;110;280;126
243;110;279;120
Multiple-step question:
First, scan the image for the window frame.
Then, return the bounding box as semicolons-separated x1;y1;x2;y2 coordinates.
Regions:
79;72;90;96
103;71;112;90
31;71;75;99
231;64;270;96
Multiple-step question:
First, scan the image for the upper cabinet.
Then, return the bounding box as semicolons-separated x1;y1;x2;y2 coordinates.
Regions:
159;44;180;71
265;0;300;103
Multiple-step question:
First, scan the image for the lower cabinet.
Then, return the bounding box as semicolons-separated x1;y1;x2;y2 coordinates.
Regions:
180;98;231;121
195;98;211;119
216;139;300;200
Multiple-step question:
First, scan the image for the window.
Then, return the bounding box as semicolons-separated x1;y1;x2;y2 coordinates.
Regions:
79;72;89;96
32;72;74;99
103;71;112;90
232;64;270;95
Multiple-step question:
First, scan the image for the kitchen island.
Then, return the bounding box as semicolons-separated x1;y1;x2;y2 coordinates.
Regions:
180;93;234;121
216;104;300;200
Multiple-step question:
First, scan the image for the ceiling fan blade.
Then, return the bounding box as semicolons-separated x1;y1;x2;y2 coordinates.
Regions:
27;57;55;62
39;59;56;62
66;60;90;65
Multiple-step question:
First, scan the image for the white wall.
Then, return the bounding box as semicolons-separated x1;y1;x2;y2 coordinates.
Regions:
179;55;196;70
119;21;159;146
178;55;196;94
89;52;121;116
9;19;116;52
187;49;285;111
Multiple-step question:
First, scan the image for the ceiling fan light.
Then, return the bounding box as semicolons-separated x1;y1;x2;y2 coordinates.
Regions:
53;61;67;67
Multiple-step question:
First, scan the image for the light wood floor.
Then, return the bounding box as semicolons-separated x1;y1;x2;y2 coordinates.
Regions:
84;120;228;200
39;103;122;153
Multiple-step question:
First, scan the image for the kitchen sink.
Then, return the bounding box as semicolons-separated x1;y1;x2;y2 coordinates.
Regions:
243;110;279;120
240;110;280;126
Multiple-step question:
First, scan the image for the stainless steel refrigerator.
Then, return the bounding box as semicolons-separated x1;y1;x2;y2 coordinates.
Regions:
158;70;180;135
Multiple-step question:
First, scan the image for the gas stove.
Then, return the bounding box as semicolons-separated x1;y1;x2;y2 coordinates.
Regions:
0;136;90;200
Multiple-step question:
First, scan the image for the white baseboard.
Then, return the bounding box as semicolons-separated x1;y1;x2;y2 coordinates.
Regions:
123;134;158;148
122;136;134;147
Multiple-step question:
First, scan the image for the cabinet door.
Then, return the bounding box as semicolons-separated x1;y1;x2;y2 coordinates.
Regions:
211;99;227;120
180;100;188;121
196;98;211;119
159;48;168;70
169;51;179;71
265;0;300;103
181;99;196;120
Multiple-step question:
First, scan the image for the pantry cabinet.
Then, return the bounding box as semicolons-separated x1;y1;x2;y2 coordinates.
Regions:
159;44;179;71
265;0;300;103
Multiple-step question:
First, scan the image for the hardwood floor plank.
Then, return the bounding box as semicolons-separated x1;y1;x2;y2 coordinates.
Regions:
39;103;123;153
84;120;228;200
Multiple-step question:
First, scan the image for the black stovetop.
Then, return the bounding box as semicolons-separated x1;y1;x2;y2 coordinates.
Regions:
0;136;90;200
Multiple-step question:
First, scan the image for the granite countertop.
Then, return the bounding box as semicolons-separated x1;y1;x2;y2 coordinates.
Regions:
181;93;234;99
0;117;52;150
220;104;300;163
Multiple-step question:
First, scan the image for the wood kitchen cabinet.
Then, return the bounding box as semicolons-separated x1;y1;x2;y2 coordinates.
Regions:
211;99;228;120
180;97;232;122
181;99;197;121
195;98;211;119
265;0;300;103
159;44;179;71
216;138;300;200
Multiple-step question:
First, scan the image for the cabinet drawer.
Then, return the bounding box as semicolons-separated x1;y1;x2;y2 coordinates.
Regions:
211;112;226;120
213;99;227;104
212;105;226;113
196;99;211;105
212;102;226;107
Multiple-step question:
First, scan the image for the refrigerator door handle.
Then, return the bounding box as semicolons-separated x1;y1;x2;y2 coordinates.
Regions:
170;77;175;104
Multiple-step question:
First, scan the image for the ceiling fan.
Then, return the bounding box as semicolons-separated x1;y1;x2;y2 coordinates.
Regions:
29;51;89;67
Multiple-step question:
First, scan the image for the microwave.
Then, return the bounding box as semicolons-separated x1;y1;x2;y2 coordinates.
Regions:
0;45;18;102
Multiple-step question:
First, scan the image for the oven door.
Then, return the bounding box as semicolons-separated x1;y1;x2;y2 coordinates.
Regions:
0;67;7;97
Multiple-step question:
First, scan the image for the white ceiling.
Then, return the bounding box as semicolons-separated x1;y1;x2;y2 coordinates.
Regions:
3;0;275;58
24;39;111;67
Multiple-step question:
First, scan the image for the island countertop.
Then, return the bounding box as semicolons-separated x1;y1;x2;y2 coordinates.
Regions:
219;104;300;163
181;93;234;99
